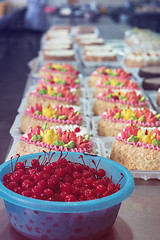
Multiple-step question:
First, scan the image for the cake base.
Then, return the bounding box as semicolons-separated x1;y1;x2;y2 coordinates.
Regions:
17;141;94;156
110;140;160;171
20;114;81;134
89;76;102;87
98;118;126;137
92;99;149;116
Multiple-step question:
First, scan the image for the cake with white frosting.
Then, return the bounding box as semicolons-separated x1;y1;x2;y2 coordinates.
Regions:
124;51;160;68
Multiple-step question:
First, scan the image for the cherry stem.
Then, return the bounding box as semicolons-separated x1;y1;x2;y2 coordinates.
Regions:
78;155;85;165
116;173;124;187
11;156;14;173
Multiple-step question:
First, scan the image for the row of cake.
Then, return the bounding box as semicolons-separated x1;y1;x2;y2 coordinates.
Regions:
12;62;98;158
40;25;119;64
87;66;160;171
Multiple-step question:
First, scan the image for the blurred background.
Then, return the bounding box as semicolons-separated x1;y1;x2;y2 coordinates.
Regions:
0;0;160;32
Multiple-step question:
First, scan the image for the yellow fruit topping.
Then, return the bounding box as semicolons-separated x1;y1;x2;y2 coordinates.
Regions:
43;129;59;145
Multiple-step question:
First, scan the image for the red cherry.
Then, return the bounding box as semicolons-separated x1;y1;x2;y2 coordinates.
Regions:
15;162;25;170
96;169;106;178
31;185;43;197
8;181;19;191
37;180;47;190
22;179;34;189
31;159;40;168
65;194;77;202
74;127;80;133
47;179;57;189
43;188;53;198
60;182;72;193
96;185;107;195
22;190;32;197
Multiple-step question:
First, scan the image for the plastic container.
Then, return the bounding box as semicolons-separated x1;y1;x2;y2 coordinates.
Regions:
0;151;134;240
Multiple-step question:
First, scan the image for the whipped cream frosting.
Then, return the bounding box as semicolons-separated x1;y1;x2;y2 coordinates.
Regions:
86;50;116;57
44;50;75;56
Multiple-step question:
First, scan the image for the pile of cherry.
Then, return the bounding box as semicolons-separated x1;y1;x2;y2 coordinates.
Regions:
3;152;122;202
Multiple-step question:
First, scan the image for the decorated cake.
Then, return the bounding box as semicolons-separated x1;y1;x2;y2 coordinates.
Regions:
93;77;140;97
20;104;83;133
89;67;132;87
27;85;79;107
124;51;160;68
17;124;93;156
98;106;160;137
92;89;149;115
38;75;81;95
39;63;79;79
110;124;160;170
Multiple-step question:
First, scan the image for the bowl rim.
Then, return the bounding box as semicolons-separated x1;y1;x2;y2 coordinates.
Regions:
0;152;134;213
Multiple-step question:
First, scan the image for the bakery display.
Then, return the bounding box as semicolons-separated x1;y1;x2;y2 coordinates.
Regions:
39;63;79;79
17;124;93;156
20;104;83;133
89;67;132;87
7;23;160;184
27;85;79;107
98;106;160;137
93;89;149;115
110;124;160;170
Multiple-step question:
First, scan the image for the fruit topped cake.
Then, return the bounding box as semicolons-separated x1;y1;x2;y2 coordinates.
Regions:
93;77;141;97
98;106;160;137
39;75;80;89
39;63;79;79
92;89;149;115
38;75;81;96
27;85;79;107
89;67;132;87
20;103;83;133
17;124;93;156
110;124;160;170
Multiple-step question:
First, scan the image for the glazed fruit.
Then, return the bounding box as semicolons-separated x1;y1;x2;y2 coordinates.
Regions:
3;152;123;202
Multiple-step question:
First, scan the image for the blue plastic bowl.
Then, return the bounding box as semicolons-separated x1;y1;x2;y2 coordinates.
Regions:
0;152;134;240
